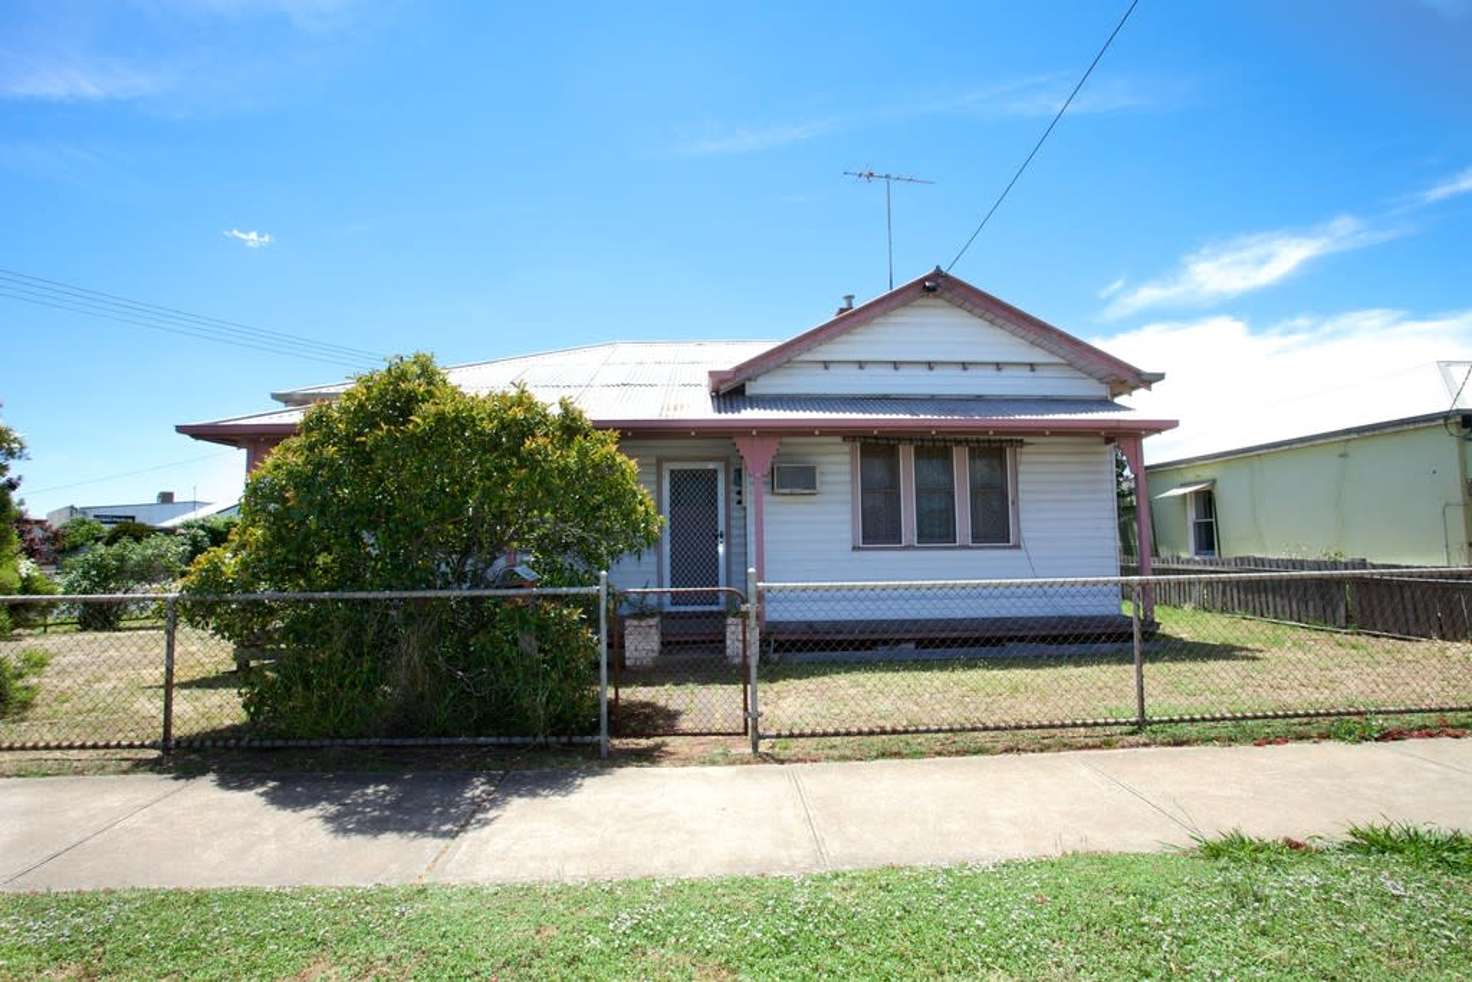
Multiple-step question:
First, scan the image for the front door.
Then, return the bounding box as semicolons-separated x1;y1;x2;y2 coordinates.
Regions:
661;462;725;608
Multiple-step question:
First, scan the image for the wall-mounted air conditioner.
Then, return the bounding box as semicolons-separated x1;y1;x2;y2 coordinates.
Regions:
771;463;819;495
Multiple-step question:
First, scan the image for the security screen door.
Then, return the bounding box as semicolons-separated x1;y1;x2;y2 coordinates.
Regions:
662;463;726;608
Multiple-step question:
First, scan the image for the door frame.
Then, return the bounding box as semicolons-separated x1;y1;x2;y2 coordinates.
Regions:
659;460;727;610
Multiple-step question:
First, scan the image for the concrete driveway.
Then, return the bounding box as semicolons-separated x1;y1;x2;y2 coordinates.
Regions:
3;738;1469;891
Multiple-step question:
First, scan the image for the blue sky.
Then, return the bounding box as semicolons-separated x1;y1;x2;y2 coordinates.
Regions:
3;0;1472;516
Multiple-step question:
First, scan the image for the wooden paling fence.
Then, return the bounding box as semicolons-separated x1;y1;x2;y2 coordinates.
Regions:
1121;556;1472;641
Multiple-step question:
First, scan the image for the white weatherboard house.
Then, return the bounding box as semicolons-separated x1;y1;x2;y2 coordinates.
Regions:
179;270;1175;634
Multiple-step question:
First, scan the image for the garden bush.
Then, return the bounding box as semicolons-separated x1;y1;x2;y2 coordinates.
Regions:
6;559;60;630
0;648;49;719
182;354;660;738
175;514;238;564
102;520;159;545
57;516;106;553
60;535;186;631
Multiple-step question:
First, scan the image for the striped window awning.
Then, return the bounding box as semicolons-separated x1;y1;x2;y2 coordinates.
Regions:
1154;480;1214;499
842;435;1025;448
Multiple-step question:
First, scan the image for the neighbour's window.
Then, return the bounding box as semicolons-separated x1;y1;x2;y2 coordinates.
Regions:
968;446;1011;544
913;445;957;545
858;443;903;545
1190;489;1218;556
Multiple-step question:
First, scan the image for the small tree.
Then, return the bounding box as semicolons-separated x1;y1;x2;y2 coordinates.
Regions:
0;414;26;635
183;354;661;737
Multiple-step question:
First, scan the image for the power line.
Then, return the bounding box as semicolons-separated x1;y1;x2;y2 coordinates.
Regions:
22;451;237;496
0;268;384;362
0;269;383;361
0;287;378;370
0;268;387;369
946;0;1140;272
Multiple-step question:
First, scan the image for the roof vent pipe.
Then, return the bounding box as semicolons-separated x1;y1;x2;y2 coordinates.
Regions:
836;294;855;315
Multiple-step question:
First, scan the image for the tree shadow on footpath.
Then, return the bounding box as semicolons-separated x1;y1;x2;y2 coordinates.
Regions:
160;739;602;840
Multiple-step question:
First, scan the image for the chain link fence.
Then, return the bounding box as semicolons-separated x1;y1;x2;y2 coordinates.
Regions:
0;584;608;754
752;568;1472;742
7;569;1470;756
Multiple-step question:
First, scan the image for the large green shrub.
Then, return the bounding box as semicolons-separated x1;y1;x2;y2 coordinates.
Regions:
182;354;660;738
60;535;186;631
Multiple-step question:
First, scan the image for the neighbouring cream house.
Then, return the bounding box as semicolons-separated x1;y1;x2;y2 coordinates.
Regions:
1149;410;1472;567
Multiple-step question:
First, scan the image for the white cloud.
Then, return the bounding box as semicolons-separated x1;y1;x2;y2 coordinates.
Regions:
675;119;838;157
1419;166;1472;204
1102;216;1393;319
1098;308;1472;464
224;228;273;248
1098;277;1127;300
0;55;161;101
948;73;1157;118
1416;0;1470;19
673;71;1166;158
158;0;362;33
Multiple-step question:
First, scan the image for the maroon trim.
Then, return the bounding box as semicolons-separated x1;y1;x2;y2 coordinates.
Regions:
709;269;1161;395
1118;434;1155;618
176;416;1178;450
732;435;781;585
603;417;1177;437
176;423;298;440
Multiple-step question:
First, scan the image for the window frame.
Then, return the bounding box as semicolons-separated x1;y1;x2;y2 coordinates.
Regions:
851;441;1018;550
911;444;960;547
855;442;904;547
1187;488;1218;557
965;444;1016;547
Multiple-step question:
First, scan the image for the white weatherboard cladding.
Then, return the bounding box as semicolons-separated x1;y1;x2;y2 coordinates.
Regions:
745;298;1108;399
608;438;747;597
761;436;1121;621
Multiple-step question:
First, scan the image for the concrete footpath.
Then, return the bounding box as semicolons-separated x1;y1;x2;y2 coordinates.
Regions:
3;739;1470;892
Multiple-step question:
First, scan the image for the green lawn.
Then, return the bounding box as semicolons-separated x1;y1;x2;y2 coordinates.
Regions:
2;832;1470;979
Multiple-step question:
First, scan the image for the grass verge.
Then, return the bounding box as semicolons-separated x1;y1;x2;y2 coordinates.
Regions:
3;831;1470;980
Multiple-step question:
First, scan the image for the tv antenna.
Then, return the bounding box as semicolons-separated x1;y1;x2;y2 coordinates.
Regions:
844;169;935;289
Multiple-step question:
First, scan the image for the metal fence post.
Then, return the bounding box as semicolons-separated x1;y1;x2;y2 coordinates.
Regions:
598;570;609;760
1130;582;1146;730
747;566;760;755
161;596;178;754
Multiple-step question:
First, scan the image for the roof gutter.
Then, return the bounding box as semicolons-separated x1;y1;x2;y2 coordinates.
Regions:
177;415;1178;448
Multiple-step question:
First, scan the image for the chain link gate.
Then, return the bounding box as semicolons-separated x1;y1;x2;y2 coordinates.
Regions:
609;587;752;737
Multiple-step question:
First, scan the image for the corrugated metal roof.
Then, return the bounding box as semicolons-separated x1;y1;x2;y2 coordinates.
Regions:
180;406;309;428
199;342;1151;429
272;341;776;405
705;395;1147;421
